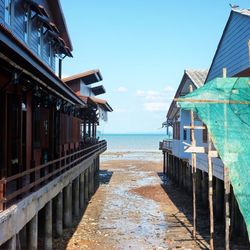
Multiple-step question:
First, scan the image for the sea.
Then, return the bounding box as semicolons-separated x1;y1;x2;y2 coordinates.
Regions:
100;134;167;162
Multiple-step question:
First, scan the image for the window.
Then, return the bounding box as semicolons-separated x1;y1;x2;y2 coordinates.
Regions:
173;122;180;140
37;26;43;56
48;42;53;66
183;129;187;141
80;123;84;140
203;123;208;143
24;10;30;44
4;0;12;25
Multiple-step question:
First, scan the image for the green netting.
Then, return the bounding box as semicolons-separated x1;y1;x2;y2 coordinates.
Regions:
177;77;250;239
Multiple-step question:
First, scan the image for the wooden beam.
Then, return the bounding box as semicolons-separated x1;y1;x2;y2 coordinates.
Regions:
183;125;206;130
175;98;250;105
208;134;214;250
223;94;230;250
185;146;205;153
184;146;218;157
189;85;197;239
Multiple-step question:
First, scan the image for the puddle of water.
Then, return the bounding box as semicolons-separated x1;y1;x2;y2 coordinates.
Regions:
98;169;168;249
101;151;162;163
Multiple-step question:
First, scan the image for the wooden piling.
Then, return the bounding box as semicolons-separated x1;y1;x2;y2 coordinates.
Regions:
55;191;63;237
222;68;230;250
45;200;53;250
73;177;80;217
6;235;16;250
64;183;72;228
208;134;214;250
84;170;89;204
201;172;208;207
80;173;85;210
27;214;38;250
224;168;230;250
189;84;197;239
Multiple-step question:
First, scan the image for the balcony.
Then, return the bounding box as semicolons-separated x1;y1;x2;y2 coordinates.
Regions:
0;140;107;211
159;139;173;152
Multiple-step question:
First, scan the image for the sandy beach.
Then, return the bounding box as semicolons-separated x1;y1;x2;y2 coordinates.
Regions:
53;155;248;250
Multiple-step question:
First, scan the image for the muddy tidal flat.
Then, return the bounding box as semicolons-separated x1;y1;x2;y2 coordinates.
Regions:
53;153;248;250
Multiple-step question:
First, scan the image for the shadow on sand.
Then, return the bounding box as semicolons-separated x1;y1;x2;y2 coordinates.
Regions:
157;172;250;250
52;170;113;250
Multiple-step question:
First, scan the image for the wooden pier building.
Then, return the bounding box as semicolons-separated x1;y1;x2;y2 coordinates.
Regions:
0;0;112;249
160;8;250;245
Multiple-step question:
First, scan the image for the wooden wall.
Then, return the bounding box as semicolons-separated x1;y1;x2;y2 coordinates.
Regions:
207;11;250;81
0;0;56;71
0;0;3;23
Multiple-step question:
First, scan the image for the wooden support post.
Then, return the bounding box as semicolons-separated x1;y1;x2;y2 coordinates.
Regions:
201;171;208;207
223;68;230;250
84;170;89;203
166;152;169;176
45;200;53;250
189;85;197;239
55;191;63;237
73;177;80;217
64;183;72;228
196;169;202;201
80;173;85;210
6;235;16;250
224;168;230;250
163;152;166;174
208;134;214;250
27;214;38;250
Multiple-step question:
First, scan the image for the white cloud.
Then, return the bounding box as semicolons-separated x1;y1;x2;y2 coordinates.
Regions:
136;90;145;96
117;86;128;92
61;74;69;79
115;108;128;113
136;90;161;100
144;102;168;112
136;87;175;112
164;86;175;92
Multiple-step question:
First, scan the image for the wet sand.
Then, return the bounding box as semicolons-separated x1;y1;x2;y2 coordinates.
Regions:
53;158;249;250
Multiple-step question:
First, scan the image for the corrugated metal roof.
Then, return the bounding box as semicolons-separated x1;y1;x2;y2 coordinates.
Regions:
232;8;250;17
63;70;102;84
185;69;208;88
78;95;113;112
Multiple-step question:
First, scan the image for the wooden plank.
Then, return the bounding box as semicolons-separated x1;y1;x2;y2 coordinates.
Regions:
184;146;218;157
183;125;206;130
175;97;250;105
184;146;205;153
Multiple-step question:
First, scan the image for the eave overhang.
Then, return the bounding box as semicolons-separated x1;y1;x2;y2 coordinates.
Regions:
63;70;103;85
0;24;86;107
78;95;113;112
91;85;106;96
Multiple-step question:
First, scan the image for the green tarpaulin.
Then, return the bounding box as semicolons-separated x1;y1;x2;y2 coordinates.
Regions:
177;77;250;239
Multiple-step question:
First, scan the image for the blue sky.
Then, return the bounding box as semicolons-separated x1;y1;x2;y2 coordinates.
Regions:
60;0;249;134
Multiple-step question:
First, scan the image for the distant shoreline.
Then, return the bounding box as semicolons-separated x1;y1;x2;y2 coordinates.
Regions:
101;133;167;136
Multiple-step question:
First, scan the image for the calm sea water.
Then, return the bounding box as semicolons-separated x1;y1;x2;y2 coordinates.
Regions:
100;134;167;162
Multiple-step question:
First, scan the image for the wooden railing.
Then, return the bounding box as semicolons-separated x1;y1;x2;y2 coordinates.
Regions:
159;139;173;151
0;140;107;211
